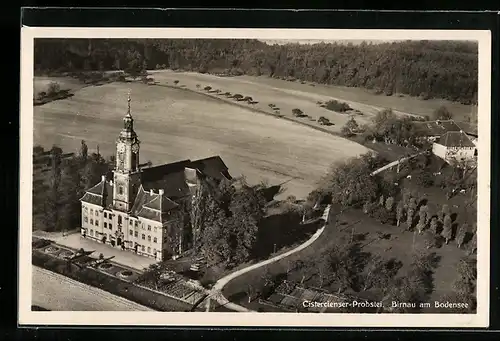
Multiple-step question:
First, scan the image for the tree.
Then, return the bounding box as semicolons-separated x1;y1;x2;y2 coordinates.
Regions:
174;80;179;85
442;214;452;244
341;117;359;137
378;195;385;207
406;208;415;230
433;106;453;120
396;201;405;227
469;232;477;255
385;196;394;211
47;82;61;96
292;108;304;117
423;231;435;249
43;146;63;231
361;255;387;291
79;140;88;161
408;197;418;212
440;204;451;222
429;217;438;234
456;223;468;248
416;216;426;234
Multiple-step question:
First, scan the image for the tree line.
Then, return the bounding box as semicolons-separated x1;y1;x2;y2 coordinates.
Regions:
34;38;478;104
33;141;113;232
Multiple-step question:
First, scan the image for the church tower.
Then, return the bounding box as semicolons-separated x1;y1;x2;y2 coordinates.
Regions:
113;91;141;212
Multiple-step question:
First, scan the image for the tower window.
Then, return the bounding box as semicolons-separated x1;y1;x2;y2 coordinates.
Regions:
109;224;113;230
104;212;107;218
119;186;123;195
118;216;122;224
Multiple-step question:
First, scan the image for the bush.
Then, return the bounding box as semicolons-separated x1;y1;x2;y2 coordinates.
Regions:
292;108;306;117
325;100;351;112
415;170;434;187
370;206;396;225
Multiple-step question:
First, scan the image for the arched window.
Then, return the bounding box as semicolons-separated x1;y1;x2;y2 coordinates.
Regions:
148;235;151;242
147;247;151;253
153;237;157;243
118;215;122;225
90;219;93;225
119;186;124;195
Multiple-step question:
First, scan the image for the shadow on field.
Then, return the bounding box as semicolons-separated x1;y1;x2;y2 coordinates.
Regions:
252;212;320;261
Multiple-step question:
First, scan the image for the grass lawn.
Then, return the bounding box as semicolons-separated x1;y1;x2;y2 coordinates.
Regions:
223;201;475;312
33;76;368;200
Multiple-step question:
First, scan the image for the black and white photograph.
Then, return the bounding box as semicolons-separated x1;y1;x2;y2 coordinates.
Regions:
19;28;491;328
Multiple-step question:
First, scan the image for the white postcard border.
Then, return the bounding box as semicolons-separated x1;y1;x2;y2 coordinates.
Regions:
19;27;491;328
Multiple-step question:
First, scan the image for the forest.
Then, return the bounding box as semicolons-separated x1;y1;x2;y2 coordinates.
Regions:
34;39;478;104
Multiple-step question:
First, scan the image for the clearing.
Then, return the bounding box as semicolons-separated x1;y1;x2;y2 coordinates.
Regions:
149;70;477;130
33;78;369;199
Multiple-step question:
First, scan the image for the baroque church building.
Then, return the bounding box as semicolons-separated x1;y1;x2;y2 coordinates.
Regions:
80;94;231;261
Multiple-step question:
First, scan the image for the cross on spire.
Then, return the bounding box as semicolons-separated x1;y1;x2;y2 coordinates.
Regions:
126;89;132;118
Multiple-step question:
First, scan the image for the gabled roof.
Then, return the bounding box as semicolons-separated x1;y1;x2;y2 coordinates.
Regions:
435;131;476;148
414;120;462;136
130;185;179;222
455;121;478;137
80;175;113;208
189;156;232;181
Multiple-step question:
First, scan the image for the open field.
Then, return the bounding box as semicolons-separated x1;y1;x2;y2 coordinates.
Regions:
33;78;369;199
149;70;477;128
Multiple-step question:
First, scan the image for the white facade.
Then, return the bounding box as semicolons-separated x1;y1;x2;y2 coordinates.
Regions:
432;143;476;165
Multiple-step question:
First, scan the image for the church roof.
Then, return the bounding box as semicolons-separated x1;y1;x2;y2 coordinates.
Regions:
140;160;192;199
189;156;232;181
140;156;231;199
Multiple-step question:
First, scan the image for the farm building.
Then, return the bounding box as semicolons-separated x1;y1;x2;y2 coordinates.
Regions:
80;93;231;261
431;130;477;166
455;121;479;145
414;119;462;142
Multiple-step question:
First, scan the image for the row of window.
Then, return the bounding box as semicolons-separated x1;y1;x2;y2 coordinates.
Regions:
83;207;114;219
128;229;158;243
83;208;160;235
84;216;115;230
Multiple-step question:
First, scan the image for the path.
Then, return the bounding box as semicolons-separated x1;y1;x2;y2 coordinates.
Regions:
31;266;153;311
370;151;426;176
208;204;332;312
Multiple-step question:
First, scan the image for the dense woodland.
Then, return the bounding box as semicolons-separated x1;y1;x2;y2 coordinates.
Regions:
34;39;478;104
